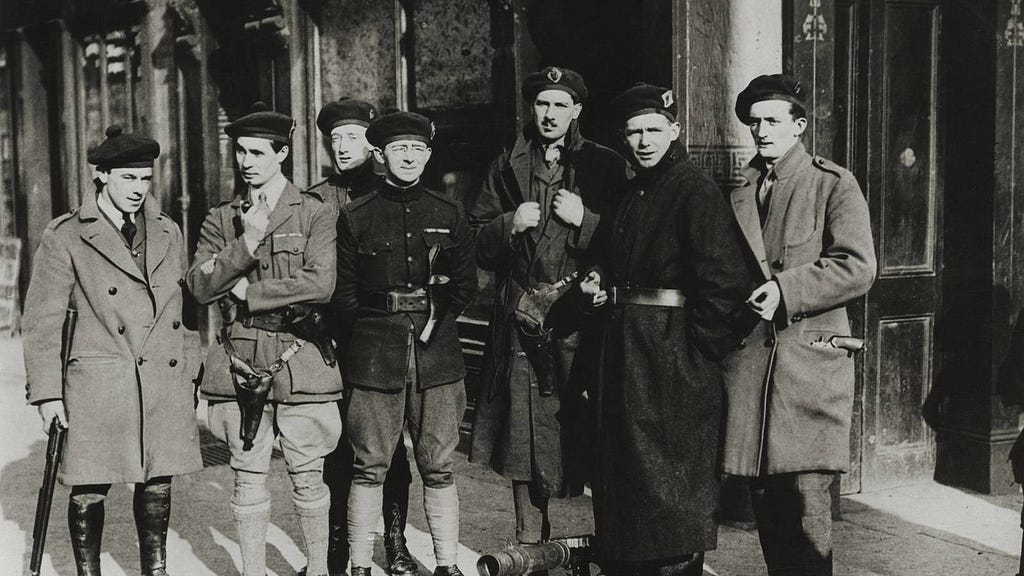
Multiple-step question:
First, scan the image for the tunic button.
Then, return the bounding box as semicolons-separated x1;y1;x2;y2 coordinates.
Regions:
169;359;178;367
772;258;784;270
405;208;411;214
137;357;145;365
118;325;126;334
407;256;413;262
172;321;181;329
108;287;117;295
407;282;414;289
638;190;645;197
177;278;185;287
262;263;269;270
406;232;412;238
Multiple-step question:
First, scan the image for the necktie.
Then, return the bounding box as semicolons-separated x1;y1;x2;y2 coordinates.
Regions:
257;191;269;213
757;169;775;226
544;144;562;167
120;211;137;245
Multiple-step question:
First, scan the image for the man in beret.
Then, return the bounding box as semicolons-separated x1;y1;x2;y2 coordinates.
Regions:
187;103;342;576
330;110;477;576
23;126;203;575
571;83;753;574
312;96;416;576
721;74;876;575
468;65;627;543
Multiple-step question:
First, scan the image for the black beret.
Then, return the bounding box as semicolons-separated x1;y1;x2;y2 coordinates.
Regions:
735;74;805;124
611;83;678;123
87;125;160;169
521;66;588;102
365;111;434;148
225;102;295;143
316;97;378;135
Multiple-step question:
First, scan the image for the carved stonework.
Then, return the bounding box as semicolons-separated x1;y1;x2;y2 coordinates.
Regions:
1006;0;1024;47
413;0;493;109
803;0;828;42
688;144;755;188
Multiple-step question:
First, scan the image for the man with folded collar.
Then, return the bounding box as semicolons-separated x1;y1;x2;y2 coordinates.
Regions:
331;111;477;576
573;83;753;575
721;74;876;576
313;97;416;575
187;103;342;576
23;126;203;575
468;65;627;543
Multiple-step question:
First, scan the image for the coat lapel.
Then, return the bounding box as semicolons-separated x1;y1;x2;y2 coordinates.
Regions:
143;196;174;280
264;182;301;237
79;194;146;284
731;178;771;280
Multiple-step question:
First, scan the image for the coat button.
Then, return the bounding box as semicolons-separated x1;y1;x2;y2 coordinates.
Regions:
137;357;145;365
792;314;804;323
169;359;178;367
406;232;412;238
262;263;269;270
772;258;784;270
177;278;185;287
118;325;126;334
405;208;411;214
108;287;117;295
172;321;181;330
407;256;413;262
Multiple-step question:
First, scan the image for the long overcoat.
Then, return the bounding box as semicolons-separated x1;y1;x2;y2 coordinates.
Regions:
23;192;203;485
187;182;343;403
720;142;876;476
468;121;628;498
580;143;752;561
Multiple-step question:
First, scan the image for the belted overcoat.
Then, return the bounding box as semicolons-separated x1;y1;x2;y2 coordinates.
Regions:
23;192;203;485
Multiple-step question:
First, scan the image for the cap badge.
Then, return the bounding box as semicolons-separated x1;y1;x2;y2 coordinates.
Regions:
662;90;674;108
547;67;563;83
288;120;296;140
430;122;436;140
368;108;376;120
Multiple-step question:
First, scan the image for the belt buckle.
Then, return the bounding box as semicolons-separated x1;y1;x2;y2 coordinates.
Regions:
386;292;399;313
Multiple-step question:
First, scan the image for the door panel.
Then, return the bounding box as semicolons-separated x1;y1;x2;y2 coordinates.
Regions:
861;0;942;490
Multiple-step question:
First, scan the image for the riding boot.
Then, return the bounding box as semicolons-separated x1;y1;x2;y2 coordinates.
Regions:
68;495;104;576
134;481;172;576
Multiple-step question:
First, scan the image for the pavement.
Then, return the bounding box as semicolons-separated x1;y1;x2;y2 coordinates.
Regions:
0;335;1020;576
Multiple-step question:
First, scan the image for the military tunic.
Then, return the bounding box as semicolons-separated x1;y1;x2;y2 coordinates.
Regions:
308;160;379;216
23;192;203;485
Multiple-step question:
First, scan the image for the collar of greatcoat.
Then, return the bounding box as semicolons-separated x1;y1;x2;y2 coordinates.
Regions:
731;140;810;280
78;189;175;284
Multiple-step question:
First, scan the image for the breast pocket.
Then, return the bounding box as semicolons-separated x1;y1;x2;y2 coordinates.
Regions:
271;234;306;277
357;236;395;288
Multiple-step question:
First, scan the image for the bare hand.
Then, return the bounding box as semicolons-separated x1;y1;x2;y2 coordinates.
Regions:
552;189;584;227
241;204;270;251
38;400;68;433
512;202;541;235
747;280;781;321
580;271;607;308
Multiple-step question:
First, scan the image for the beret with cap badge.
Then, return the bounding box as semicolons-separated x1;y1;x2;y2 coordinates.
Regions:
87;125;161;169
365;110;435;148
735;74;805;124
316;97;377;136
611;82;678;123
521;66;588;102
225;101;295;143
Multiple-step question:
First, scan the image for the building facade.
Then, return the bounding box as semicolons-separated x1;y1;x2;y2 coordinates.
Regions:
1;0;1020;495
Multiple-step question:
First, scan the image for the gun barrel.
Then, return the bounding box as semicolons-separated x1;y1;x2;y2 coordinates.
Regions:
477;541;572;576
30;420;66;575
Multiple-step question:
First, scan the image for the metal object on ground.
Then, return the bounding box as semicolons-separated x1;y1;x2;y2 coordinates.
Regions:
477;535;594;576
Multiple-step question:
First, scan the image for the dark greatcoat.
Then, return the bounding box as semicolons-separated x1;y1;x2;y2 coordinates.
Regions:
187;181;343;403
23;192;203;485
720;142;876;476
570;142;753;561
468;121;628;498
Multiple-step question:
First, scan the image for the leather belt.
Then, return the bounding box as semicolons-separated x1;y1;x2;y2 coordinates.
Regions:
240;310;290;332
358;289;428;313
608;287;687;308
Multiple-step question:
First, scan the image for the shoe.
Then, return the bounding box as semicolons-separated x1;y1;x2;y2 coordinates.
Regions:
433;565;464;576
352;567;373;576
297;568;330;576
384;502;417;575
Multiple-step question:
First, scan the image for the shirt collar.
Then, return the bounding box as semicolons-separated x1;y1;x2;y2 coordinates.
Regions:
250;172;288;211
96;191;136;227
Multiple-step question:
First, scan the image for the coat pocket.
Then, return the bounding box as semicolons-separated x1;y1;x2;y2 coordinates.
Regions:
356;237;394;287
271;234;306;276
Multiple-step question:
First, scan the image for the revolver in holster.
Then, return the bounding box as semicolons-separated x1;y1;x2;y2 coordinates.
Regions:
512;272;578;397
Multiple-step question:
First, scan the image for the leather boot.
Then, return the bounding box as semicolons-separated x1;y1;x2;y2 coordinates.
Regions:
433;565;464;576
134;481;172;576
383;500;417;575
68;495;104;576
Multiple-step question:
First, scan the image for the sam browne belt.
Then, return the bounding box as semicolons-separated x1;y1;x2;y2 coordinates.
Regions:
608;287;687;308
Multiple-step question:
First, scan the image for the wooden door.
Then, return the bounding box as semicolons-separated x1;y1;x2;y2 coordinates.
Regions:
856;0;943;490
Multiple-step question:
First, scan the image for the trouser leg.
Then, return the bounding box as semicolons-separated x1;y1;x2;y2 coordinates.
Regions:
512;480;550;543
133;477;172;576
751;472;834;576
68;484;110;576
278;402;343;576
